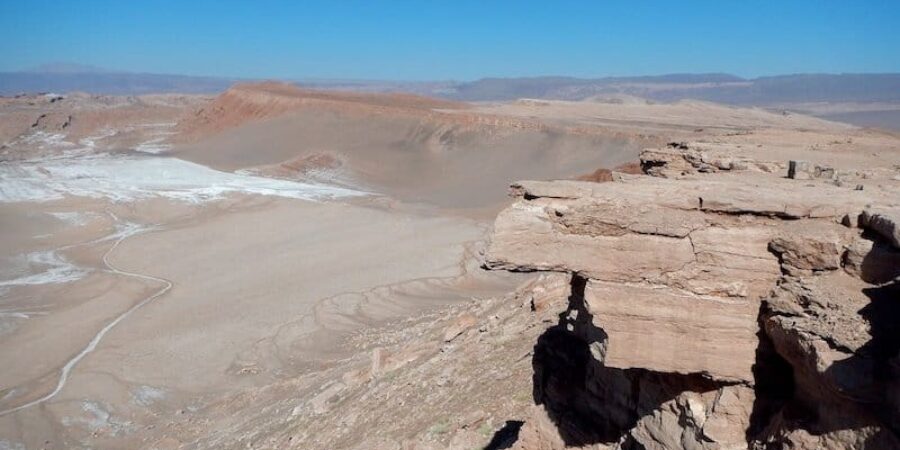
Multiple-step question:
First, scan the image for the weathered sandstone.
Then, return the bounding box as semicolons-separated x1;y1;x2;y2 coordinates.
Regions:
584;281;758;382
861;207;900;249
485;142;900;449
768;221;852;274
843;235;900;284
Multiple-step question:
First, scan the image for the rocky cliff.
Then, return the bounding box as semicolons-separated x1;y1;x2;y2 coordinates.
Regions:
485;142;900;449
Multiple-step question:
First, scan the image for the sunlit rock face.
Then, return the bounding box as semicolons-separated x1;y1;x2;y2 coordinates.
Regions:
486;143;900;449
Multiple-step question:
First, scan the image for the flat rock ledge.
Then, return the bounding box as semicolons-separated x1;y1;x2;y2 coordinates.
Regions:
486;143;900;449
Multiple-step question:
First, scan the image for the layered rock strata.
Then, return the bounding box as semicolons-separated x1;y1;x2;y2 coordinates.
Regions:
486;143;900;449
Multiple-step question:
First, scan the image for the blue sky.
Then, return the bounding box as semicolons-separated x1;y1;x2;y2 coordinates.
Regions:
1;1;898;80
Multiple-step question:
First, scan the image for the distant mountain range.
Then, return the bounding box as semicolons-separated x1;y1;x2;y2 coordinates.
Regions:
0;64;238;95
443;73;900;104
3;65;899;104
3;65;900;129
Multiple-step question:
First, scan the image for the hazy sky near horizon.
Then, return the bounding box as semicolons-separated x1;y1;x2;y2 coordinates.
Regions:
1;1;899;80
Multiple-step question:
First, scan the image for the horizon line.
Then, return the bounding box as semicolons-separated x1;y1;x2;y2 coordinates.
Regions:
4;63;900;84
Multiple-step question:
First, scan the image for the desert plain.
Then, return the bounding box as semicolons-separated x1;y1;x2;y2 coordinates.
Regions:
1;84;899;449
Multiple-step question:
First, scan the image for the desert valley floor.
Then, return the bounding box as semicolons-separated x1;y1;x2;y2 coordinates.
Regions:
1;85;899;449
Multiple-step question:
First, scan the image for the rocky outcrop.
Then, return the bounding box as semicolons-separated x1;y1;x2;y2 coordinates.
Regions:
843;235;900;284
860;208;900;250
760;274;900;449
584;281;758;382
485;143;900;449
640;142;783;177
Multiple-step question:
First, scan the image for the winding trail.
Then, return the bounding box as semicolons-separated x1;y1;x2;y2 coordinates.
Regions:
0;213;172;417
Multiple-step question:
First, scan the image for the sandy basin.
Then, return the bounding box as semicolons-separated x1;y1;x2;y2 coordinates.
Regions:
0;151;515;446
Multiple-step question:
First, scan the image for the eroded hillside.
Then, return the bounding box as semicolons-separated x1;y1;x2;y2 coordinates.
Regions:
154;108;900;449
3;84;899;449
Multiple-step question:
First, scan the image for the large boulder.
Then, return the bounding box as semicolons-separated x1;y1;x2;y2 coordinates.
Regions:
768;221;852;274
861;207;900;249
585;281;758;382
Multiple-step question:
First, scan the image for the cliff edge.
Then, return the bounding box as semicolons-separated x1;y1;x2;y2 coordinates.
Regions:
485;142;900;449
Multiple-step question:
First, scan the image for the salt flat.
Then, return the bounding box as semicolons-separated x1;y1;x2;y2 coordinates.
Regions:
0;153;361;203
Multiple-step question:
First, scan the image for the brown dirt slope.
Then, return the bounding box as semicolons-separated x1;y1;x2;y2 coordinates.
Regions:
174;83;652;212
175;82;468;140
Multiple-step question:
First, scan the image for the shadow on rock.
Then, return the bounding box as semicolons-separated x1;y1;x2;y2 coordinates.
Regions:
527;274;723;447
828;281;900;436
483;420;525;450
746;301;796;441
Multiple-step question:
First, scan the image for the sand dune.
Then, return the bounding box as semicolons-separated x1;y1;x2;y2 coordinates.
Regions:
175;82;466;140
176;83;650;212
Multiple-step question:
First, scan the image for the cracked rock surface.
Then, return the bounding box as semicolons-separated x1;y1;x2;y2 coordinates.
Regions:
486;142;900;449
